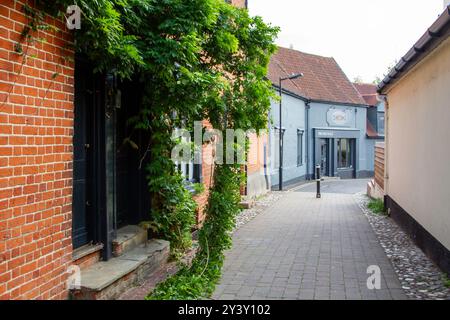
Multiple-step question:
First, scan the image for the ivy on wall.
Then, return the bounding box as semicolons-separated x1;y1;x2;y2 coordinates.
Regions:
21;0;279;298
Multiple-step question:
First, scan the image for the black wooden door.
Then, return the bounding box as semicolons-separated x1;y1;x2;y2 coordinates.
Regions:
72;59;93;249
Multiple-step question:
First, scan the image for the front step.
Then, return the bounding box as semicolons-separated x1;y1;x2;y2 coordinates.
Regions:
112;225;148;257
70;239;170;300
239;199;255;209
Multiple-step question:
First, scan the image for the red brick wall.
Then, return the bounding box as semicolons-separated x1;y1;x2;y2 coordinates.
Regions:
193;120;215;225
230;0;247;9
0;0;74;300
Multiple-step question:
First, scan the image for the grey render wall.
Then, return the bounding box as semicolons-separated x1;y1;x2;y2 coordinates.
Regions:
367;101;386;134
366;100;386;173
367;106;378;129
366;139;376;174
378;100;385;113
307;102;371;177
269;93;375;188
377;101;386;136
269;92;306;187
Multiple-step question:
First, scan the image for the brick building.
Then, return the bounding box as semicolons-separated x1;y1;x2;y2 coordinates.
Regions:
0;0;251;300
0;0;74;300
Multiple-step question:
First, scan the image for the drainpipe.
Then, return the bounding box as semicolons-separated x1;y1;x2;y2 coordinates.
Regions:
381;95;389;196
305;101;311;180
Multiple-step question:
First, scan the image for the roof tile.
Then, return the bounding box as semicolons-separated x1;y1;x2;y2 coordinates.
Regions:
353;83;380;107
268;47;366;105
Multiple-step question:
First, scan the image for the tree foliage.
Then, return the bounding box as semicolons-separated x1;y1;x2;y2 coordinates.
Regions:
31;0;279;297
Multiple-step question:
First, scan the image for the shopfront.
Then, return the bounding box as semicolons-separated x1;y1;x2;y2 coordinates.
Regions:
313;128;360;179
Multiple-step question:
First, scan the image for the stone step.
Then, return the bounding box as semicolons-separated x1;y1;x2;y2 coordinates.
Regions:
112;225;148;257
239;200;255;209
70;239;170;300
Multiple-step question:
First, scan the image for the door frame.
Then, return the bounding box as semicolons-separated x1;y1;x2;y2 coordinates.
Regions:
73;56;114;260
72;57;94;249
313;128;360;180
319;138;330;177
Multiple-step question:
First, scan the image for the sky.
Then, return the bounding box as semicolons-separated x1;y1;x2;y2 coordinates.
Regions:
248;0;446;83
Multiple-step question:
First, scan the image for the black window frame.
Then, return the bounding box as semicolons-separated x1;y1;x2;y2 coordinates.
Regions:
297;129;304;167
174;129;202;184
337;138;353;169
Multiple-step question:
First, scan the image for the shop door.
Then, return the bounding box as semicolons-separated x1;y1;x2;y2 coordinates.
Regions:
320;139;329;177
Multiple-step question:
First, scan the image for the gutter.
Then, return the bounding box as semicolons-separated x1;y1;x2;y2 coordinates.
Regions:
378;5;450;93
272;84;367;108
271;84;309;102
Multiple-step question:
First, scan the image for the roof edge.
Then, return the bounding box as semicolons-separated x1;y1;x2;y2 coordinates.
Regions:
274;85;369;108
309;99;368;108
378;5;450;93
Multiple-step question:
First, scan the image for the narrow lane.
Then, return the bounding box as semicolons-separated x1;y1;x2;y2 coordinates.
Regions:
213;179;406;300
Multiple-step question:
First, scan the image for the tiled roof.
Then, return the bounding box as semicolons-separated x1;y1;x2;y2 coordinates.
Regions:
353;83;380;107
268;47;366;106
353;83;377;95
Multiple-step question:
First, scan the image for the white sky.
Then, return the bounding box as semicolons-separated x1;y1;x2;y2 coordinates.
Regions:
249;0;446;83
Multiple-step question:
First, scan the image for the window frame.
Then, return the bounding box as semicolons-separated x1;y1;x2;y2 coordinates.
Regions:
297;129;304;167
174;129;202;184
336;138;353;169
273;129;280;171
377;112;385;136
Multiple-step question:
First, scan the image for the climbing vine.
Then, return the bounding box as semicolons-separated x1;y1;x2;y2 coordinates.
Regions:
17;0;278;298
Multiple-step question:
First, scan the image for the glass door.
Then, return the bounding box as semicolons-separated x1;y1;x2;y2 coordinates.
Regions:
320;139;329;177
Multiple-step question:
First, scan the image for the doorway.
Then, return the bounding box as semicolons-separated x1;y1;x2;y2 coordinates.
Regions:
72;58;150;258
336;138;356;179
319;138;329;177
72;58;95;249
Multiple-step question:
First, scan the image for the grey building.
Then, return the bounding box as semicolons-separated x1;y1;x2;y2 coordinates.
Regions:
353;83;385;176
267;47;383;188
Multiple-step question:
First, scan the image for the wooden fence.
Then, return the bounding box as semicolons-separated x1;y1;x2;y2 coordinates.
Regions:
374;142;385;190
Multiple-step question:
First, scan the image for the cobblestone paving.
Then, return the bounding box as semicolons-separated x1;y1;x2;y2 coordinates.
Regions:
213;187;407;300
356;193;450;300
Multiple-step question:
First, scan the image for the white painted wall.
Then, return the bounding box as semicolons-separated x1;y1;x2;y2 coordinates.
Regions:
385;36;450;250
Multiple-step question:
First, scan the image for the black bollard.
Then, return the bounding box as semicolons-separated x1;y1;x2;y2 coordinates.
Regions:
316;165;321;199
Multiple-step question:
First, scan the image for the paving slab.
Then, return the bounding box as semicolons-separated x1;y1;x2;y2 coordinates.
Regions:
212;180;406;300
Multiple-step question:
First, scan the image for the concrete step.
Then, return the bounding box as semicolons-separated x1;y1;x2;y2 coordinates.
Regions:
70;239;170;300
239;200;255;209
112;225;147;257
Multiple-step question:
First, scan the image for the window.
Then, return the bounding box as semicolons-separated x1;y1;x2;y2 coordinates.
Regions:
337;138;353;169
377;113;385;136
297;129;304;166
273;130;280;170
174;130;201;183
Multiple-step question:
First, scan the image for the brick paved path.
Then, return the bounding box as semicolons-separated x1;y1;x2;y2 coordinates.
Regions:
212;184;407;300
